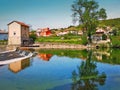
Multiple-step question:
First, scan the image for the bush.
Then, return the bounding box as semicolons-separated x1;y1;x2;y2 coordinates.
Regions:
81;35;88;45
102;34;107;40
29;34;37;41
111;36;120;47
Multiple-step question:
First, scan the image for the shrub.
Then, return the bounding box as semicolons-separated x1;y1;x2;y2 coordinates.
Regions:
81;35;88;45
29;33;37;41
102;34;107;40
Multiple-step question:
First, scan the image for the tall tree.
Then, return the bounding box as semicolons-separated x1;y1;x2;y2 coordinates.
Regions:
71;0;107;43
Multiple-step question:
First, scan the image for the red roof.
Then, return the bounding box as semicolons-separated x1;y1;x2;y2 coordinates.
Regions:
8;21;29;27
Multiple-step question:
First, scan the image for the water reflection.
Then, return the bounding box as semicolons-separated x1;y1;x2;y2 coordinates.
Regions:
38;49;88;60
8;58;31;73
72;51;107;90
0;48;120;90
92;49;120;65
37;53;53;61
38;49;120;65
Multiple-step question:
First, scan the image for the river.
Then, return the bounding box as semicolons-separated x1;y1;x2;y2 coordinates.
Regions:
0;48;120;90
0;34;8;40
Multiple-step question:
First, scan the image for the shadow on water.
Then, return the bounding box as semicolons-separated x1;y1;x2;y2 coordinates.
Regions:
71;50;107;90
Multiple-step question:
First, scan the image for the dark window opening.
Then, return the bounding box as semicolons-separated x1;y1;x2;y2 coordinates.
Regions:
14;32;16;35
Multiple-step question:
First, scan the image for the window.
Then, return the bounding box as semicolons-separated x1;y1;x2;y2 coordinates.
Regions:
14;32;16;35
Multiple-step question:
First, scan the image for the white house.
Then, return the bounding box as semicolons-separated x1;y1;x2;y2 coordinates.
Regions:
8;21;30;46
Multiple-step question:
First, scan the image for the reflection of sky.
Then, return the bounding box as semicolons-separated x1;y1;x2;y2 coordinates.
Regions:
97;62;120;90
0;55;82;90
0;55;120;89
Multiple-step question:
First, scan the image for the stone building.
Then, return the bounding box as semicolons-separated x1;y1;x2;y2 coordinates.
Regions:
8;21;30;46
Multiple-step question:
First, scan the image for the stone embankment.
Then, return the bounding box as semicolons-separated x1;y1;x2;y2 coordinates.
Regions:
33;43;87;50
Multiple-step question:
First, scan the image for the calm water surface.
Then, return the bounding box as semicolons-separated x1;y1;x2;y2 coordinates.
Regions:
0;34;8;40
0;49;120;90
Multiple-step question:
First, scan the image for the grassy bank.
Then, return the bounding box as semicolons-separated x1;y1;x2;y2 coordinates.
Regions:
111;36;120;47
36;34;87;45
0;40;7;45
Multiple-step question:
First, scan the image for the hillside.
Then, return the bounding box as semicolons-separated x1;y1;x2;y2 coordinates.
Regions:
51;18;120;34
99;18;120;28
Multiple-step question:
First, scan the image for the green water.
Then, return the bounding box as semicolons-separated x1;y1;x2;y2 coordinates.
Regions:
0;49;120;90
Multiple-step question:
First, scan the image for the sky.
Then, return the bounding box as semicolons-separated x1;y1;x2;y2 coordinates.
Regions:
0;0;120;30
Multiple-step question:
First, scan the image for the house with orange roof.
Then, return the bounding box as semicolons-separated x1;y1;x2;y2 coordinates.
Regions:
8;21;30;46
36;28;51;37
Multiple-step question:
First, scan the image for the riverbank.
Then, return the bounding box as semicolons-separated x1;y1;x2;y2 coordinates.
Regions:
20;43;87;50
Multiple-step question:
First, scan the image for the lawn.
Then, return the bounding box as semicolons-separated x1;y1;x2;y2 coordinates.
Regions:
0;40;8;45
111;36;120;47
36;34;86;44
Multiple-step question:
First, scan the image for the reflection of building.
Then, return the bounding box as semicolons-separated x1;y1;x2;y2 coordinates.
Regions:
93;51;110;61
9;58;30;73
37;54;52;61
8;21;30;46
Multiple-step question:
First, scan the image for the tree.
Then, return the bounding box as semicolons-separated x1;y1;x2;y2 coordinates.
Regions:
29;31;37;43
71;0;107;43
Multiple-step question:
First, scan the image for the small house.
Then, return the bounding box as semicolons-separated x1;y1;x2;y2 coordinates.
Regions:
36;28;51;37
8;21;30;46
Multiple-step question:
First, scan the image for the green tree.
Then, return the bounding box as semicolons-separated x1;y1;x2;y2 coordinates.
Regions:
102;34;107;40
29;31;37;43
71;0;107;43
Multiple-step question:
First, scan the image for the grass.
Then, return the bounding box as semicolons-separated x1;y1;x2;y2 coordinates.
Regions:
0;40;8;45
36;34;87;45
110;36;120;47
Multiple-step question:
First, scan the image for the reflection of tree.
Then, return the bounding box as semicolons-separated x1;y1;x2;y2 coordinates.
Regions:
72;51;106;90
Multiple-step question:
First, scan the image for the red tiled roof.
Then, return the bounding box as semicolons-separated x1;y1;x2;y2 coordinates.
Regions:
16;21;29;27
8;21;29;27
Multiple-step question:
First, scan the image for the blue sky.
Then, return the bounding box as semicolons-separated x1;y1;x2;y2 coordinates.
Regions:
0;0;120;30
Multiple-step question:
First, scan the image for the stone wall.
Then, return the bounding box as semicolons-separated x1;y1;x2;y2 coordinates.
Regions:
34;43;87;50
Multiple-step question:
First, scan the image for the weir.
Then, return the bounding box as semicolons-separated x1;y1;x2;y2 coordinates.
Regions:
0;48;33;65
